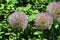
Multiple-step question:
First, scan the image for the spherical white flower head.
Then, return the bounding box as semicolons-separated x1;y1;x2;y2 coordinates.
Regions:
8;11;28;31
34;12;53;29
46;2;60;23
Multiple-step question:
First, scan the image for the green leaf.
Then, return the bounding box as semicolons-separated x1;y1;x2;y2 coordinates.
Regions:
0;36;2;39
43;38;47;40
0;32;4;35
6;0;10;3
6;0;18;3
11;33;16;36
35;38;40;40
48;26;52;30
55;24;59;29
58;35;60;39
5;33;10;35
28;14;36;22
33;31;43;35
9;37;14;40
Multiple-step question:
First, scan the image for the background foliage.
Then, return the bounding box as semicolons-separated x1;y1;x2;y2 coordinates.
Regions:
0;0;60;40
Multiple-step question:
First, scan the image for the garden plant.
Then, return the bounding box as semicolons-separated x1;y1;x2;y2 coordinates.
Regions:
0;0;60;40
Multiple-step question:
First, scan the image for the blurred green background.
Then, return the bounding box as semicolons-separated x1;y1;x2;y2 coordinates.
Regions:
0;0;60;40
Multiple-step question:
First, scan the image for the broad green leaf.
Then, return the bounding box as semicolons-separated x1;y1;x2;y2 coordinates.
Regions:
33;31;43;35
0;32;4;35
5;33;10;35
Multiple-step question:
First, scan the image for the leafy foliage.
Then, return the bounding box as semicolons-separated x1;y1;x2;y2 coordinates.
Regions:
0;0;60;40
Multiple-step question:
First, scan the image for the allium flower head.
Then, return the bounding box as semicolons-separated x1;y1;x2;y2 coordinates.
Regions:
46;2;60;23
34;12;53;29
8;11;28;31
